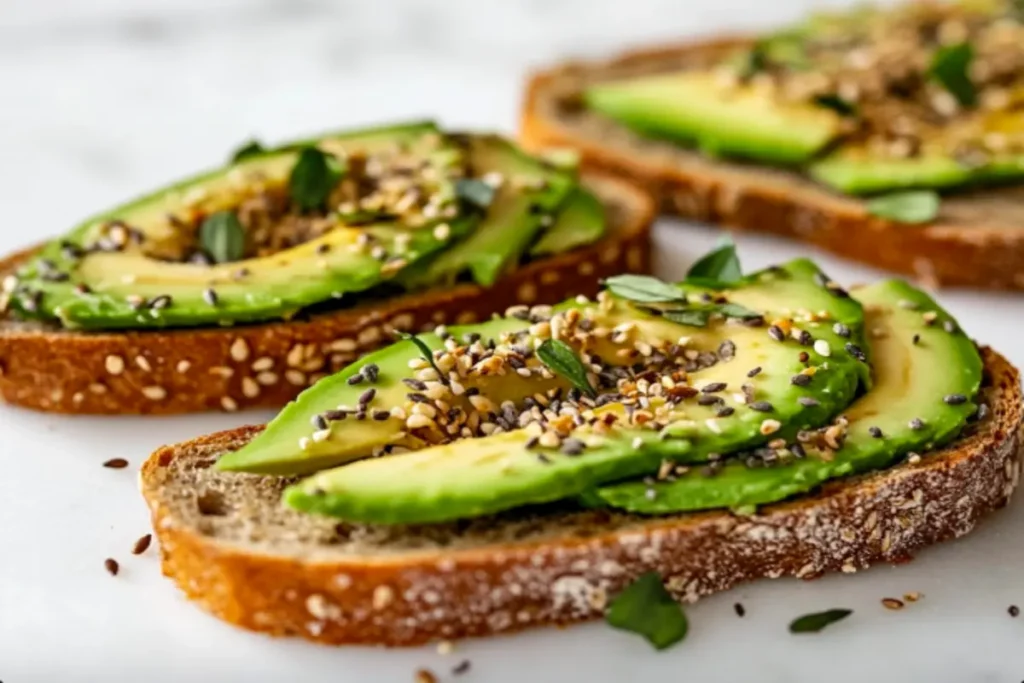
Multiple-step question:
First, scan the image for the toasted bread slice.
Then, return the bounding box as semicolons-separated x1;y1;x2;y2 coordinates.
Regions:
141;346;1022;646
520;37;1024;290
0;173;653;415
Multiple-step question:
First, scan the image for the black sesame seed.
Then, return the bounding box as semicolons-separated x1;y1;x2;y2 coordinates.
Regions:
465;387;480;397
697;394;723;406
845;342;867;362
768;325;786;342
868;426;883;438
798;396;820;407
718;340;736;360
452;660;471;676
148;294;172;310
702;382;727;393
833;322;851;338
346;373;364;386
715;405;736;417
41;270;70;282
202;288;219;306
402;378;427;390
525;436;539;450
311;414;329;430
750;400;774;412
747;366;762;378
798;330;813;346
407;392;428;403
791;374;812;387
372;409;390;421
734;602;746;617
1009;605;1020;618
944;393;968;405
355;410;367;421
909;417;925;431
358;388;376;405
561;438;586;456
322;409;349;421
790;442;806;458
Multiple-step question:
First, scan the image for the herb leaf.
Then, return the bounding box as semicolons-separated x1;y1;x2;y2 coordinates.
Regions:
606;572;689;650
866;190;940;224
455;179;497;210
537;339;597;398
789;608;853;633
685;237;743;288
715;302;762;319
199;211;246;264
736;43;767;80
813;94;858;117
662;309;711;327
337;209;395;226
396;332;443;379
929;43;976;108
230;139;266;163
603;274;684;303
289;147;345;212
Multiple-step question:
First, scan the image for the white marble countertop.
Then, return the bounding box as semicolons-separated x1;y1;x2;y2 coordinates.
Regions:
2;1;1024;682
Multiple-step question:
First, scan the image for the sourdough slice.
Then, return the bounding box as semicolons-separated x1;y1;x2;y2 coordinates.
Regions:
0;173;653;415
520;37;1024;291
141;346;1022;647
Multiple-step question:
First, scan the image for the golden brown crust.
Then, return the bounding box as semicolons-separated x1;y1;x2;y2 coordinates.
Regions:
141;347;1022;646
520;37;1024;290
0;173;654;415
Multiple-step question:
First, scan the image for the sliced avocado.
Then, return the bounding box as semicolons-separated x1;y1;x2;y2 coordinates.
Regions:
278;259;871;524
591;279;982;514
529;186;605;257
400;135;574;288
584;71;842;164
11;121;473;329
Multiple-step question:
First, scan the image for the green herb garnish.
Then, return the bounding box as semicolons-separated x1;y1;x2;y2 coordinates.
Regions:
603;274;683;303
199;211;245;264
606;572;689;650
289;147;345;212
230;139;266;163
684;236;743;288
736;43;767;80
662;309;711;327
396;332;443;379
536;339;597;398
455;178;497;210
337;209;395;226
813;94;858;117
866;190;940;224
789;608;853;633
929;43;976;108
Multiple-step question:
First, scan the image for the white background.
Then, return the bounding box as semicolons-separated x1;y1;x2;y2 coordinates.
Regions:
1;1;1023;681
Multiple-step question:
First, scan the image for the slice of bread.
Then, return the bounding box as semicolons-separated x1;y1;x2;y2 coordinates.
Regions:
141;346;1022;647
0;173;653;415
520;37;1024;290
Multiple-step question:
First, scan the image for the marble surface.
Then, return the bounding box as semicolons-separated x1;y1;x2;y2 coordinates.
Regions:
2;1;1024;681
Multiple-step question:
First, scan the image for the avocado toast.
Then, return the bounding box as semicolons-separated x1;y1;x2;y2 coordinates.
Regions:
0;122;653;414
521;0;1024;290
141;246;1023;645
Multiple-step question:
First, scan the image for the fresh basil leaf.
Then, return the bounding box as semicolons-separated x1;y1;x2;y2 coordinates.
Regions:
199;211;245;264
230;139;266;163
929;43;976;108
789;608;853;634
455;178;497;210
715;302;762;320
813;94;858;117
685;237;742;287
537;339;597;398
289;147;345;212
662;308;711;327
606;572;688;650
603;274;684;303
866;190;940;224
396;332;443;379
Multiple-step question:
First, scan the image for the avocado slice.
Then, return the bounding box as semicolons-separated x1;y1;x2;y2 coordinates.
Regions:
591;279;982;514
529;186;605;257
11;121;476;329
276;258;871;524
584;71;842;164
399;135;575;288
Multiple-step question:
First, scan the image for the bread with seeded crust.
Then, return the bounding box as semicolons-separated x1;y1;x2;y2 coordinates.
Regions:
140;345;1022;646
0;172;653;415
519;36;1024;291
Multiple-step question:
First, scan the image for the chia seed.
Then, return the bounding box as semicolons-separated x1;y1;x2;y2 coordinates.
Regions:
750;400;774;412
798;396;820;407
909;417;924;430
943;393;968;405
768;325;786;342
845;342;867;362
868;426;884;438
791;374;812;386
833;322;851;338
747;366;762;378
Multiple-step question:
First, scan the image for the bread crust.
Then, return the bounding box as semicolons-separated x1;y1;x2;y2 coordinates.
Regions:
520;37;1024;290
141;347;1022;647
0;173;653;414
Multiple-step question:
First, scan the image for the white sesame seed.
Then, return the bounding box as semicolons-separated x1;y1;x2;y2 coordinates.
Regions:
135;355;152;372
105;355;125;375
141;386;166;401
230;338;250;363
299;437;311;451
256;371;279;386
221;396;239;412
814;339;832;357
176;360;191;374
406;414;435;430
285;370;307;386
372;585;394;610
241;377;260;398
760;419;782;435
312;429;331;443
251;357;274;372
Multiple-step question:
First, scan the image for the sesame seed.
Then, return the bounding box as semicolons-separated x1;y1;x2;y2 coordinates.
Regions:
881;598;904;611
833;322;851;338
105;355;125;375
798;396;820;407
148;294;172;310
141;386;167;401
768;325;786;342
909;417;924;430
907;452;922;464
221;396;239;412
791;374;812;387
944;394;968;405
845;342;867;362
750;400;774;413
797;330;813;346
734;602;746;617
347;373;364;385
203;288;219;306
104;558;119;576
747;366;762;378
561;438;586;456
230;338;250;362
697;394;722;406
868;426;883;438
814;339;832;357
372;409;390;421
760;419;782;435
701;382;727;393
715;405;736;417
1010;605;1020;618
359;388;376;405
452;660;471;676
132;534;152;555
176;360;191;373
241;377;260;398
103;458;129;469
311;414;329;430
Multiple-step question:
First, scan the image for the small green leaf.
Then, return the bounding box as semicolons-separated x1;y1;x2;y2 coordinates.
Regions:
455;178;497;210
929;43;976;108
662;309;711;327
735;43;767;80
230;139;266;163
199;211;246;264
866;190;940;224
813;94;858;117
536;339;597;398
715;302;762;320
289;147;345;212
337;209;395;226
789;608;853;633
606;572;689;650
396;332;443;379
685;237;743;287
603;274;684;303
